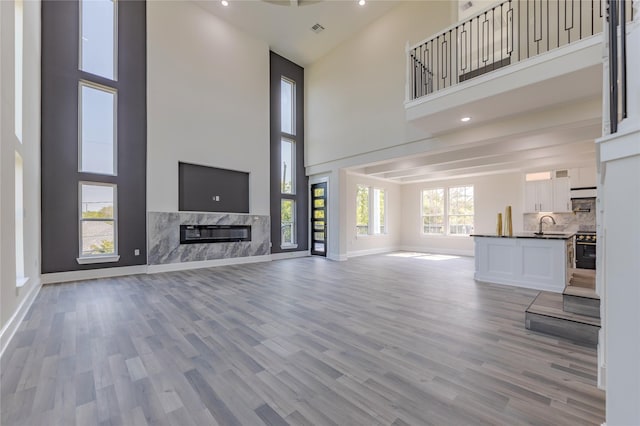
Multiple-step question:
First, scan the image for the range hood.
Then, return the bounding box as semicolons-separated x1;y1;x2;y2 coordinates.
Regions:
570;187;597;199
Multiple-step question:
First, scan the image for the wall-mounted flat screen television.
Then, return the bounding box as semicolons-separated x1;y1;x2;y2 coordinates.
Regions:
178;162;249;213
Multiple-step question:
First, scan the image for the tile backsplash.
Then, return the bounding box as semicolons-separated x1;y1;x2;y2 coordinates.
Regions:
523;198;596;233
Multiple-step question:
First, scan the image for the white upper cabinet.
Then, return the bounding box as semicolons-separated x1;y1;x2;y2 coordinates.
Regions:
569;167;597;188
553;176;572;212
524;170;572;213
524;177;553;213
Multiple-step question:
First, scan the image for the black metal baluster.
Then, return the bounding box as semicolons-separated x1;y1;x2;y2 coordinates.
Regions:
608;0;618;133
527;0;530;58
547;0;550;51
620;0;627;119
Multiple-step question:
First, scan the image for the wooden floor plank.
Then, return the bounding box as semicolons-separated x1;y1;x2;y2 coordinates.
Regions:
0;254;605;425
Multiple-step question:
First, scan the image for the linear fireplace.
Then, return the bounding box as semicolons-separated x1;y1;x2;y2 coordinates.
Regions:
180;224;251;244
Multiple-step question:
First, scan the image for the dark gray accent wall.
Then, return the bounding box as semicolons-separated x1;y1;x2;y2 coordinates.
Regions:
270;52;308;254
41;0;147;273
179;162;250;214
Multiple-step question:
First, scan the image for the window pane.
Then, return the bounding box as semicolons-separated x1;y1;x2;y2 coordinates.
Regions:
314;187;324;197
80;0;116;79
281;138;294;194
373;188;385;235
448;186;474;235
80;184;116;256
356;185;369;236
422;188;444;216
15;152;24;279
81;184;114;219
281;78;294;134
281;199;295;245
81;220;115;255
422;188;445;234
81;84;116;175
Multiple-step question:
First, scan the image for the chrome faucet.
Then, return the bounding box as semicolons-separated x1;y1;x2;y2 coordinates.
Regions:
536;215;556;235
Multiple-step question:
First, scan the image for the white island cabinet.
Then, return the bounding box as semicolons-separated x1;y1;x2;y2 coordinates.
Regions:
472;234;574;293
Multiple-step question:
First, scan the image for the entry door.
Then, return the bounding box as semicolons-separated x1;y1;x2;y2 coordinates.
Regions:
310;182;327;256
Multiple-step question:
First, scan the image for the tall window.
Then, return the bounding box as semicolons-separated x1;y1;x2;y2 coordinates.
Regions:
448;186;474;235
421;185;474;235
270;52;306;253
279;77;297;248
80;0;117;80
79;82;116;175
281;138;294;194
356;185;387;236
356;185;369;236
15;152;25;284
79;183;116;257
77;0;119;262
281;199;295;246
422;188;444;234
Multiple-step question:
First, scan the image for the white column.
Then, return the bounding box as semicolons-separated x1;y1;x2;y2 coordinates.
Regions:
599;4;640;422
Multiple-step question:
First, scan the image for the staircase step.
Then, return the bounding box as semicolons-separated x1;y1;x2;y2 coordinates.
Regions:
525;291;600;347
563;293;600;318
568;268;596;289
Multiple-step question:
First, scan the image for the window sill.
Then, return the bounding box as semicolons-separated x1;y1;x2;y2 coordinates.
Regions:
16;277;29;288
76;255;120;265
280;244;298;250
422;234;471;238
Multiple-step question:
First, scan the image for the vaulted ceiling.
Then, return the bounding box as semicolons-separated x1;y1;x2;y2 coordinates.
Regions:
195;0;401;66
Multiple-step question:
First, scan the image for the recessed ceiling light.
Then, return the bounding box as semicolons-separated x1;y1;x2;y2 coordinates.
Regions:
221;0;229;6
460;116;471;122
359;0;366;5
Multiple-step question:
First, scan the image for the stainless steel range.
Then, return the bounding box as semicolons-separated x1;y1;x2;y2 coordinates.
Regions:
575;232;596;269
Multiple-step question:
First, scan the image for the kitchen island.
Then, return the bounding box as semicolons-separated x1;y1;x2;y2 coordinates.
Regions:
471;233;574;293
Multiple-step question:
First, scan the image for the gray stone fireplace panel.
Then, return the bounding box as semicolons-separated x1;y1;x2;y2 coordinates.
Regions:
148;212;270;265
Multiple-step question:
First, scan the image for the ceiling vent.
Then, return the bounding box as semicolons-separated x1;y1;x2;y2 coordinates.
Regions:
311;23;325;33
460;1;473;11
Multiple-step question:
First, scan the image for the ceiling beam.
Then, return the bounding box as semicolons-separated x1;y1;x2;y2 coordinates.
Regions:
398;152;596;183
364;124;600;175
381;141;595;179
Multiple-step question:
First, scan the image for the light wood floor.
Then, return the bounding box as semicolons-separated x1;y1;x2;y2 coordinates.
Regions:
1;253;605;425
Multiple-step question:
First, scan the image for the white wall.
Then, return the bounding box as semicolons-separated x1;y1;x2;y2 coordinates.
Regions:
306;1;454;168
0;0;41;347
346;173;401;257
400;173;524;255
147;1;270;215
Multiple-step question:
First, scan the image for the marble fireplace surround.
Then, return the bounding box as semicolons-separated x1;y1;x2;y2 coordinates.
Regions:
148;212;270;268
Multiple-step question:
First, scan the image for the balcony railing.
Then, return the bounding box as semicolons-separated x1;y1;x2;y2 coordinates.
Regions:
606;0;633;134
407;0;634;101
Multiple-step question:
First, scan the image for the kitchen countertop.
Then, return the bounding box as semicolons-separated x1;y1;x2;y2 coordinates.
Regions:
470;232;575;240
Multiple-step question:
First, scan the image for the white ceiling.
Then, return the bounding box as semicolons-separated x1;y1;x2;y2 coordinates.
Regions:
195;0;401;66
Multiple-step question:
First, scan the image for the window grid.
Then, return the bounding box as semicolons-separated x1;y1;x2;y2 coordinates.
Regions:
281;138;295;194
79;0;118;81
422;188;445;235
79;182;117;257
356;185;387;236
77;2;119;261
281;199;296;246
356;185;369;236
279;75;298;248
79;81;118;176
15;152;25;281
421;186;474;236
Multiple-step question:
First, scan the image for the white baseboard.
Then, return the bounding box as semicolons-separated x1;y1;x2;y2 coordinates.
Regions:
347;246;400;258
0;278;42;359
41;265;148;284
271;251;310;261
327;253;348;261
147;255;272;274
399;245;475;257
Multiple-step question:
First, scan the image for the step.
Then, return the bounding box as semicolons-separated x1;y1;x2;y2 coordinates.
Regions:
568;268;596;289
563;285;600;318
525;291;600;348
